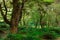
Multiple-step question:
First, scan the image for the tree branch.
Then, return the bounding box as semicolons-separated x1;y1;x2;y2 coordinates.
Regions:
19;0;26;21
3;0;7;16
0;4;11;25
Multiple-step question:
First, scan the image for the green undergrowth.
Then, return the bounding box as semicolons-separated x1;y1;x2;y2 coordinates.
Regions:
5;27;60;40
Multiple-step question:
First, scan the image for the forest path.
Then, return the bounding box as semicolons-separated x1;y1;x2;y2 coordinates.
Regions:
56;37;60;40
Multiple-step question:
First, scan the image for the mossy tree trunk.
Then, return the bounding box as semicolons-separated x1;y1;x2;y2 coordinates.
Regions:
0;0;26;34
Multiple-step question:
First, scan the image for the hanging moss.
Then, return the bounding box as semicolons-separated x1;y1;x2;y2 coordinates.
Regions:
43;0;54;3
43;0;54;6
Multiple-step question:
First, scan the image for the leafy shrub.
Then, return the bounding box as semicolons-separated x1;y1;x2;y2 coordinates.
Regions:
5;27;60;40
5;34;40;40
0;22;10;31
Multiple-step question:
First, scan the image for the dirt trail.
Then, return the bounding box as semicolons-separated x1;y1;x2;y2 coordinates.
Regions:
56;37;60;40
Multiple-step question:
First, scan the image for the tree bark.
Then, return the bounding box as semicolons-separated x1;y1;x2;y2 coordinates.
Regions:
10;0;25;34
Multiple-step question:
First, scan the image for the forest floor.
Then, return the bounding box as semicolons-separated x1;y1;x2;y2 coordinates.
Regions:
1;27;60;40
56;37;60;40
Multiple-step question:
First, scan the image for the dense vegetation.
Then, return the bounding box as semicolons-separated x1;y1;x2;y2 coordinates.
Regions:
0;0;60;40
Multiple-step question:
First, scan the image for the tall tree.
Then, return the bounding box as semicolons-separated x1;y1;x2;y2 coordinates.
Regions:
0;0;26;34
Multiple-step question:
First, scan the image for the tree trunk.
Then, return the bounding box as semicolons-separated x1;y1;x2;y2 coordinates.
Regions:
10;0;21;34
10;0;25;34
10;25;18;34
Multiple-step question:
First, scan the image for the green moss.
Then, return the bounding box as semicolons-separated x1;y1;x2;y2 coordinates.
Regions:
43;0;54;3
